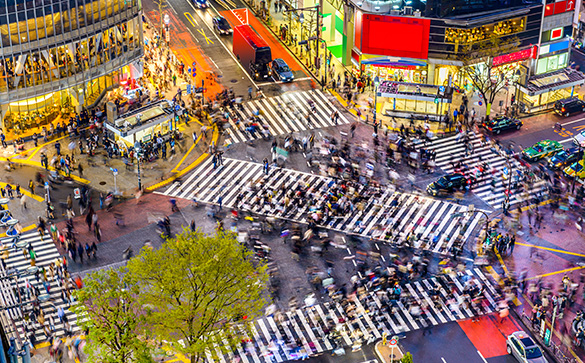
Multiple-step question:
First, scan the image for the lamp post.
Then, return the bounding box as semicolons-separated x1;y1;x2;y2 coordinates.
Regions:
110;167;119;195
284;4;321;85
373;76;380;124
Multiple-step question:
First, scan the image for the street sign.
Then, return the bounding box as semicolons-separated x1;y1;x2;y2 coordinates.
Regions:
44;182;49;189
187;84;191;94
298;40;308;45
439;86;445;93
389;338;397;346
73;188;81;199
175;104;181;111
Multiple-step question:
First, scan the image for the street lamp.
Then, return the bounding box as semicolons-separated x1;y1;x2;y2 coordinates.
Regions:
373;76;380;124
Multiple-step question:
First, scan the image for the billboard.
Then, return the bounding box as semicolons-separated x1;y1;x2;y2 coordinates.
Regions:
360;15;430;59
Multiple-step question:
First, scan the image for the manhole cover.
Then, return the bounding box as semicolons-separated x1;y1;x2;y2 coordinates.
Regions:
230;79;238;83
99;181;106;185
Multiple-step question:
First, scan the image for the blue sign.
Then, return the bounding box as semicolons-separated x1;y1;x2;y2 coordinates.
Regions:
192;61;196;68
479;100;483;106
187;67;191;73
439;86;445;93
192;72;196;78
175;104;180;111
187;84;192;94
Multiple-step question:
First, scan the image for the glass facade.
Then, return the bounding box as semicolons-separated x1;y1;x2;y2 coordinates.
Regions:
0;0;143;138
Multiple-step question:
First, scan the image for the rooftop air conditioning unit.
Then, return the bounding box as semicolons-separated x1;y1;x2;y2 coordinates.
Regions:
414;10;422;17
403;6;413;15
390;9;400;15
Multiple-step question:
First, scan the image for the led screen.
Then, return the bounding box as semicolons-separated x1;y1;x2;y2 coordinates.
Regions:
361;15;430;59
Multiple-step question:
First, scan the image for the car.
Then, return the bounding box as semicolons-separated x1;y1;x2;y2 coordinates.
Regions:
271;58;294;82
563;159;585;179
212;16;232;35
482;116;523;134
554;97;585;116
547;148;583;170
193;0;207;9
506;331;547;363
573;130;585;148
522;140;563;162
426;173;475;196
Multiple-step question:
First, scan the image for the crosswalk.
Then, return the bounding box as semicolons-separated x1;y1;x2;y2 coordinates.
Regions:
419;133;547;209
205;268;499;362
162;157;484;254
224;90;350;144
0;231;79;344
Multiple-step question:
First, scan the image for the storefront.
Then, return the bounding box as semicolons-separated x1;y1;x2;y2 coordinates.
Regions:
517;68;585;112
105;100;179;147
376;80;452;120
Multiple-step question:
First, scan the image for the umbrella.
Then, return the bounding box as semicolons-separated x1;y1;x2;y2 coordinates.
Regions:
68;141;76;151
389;170;400;180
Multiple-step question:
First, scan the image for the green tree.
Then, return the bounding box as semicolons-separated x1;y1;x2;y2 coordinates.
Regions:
457;36;520;120
73;268;150;363
127;230;269;363
401;352;414;363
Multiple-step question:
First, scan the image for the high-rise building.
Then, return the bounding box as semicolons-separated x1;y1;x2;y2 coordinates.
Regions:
0;0;144;139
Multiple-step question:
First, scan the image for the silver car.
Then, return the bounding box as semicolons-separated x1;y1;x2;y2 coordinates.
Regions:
506;331;548;363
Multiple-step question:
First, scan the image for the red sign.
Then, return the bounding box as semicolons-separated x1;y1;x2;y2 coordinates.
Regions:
493;46;537;66
360;15;430;59
551;27;563;40
545;0;575;16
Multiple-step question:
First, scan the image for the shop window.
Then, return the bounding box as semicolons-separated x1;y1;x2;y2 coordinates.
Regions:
445;16;526;45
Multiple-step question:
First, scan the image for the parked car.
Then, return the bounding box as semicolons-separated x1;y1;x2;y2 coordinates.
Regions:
212;16;232;35
547;148;583;170
573;130;585;148
482;116;523;134
554;97;585;117
193;0;207;8
426;173;475;196
563;159;585;179
271;58;294;82
522;140;563;162
506;331;548;363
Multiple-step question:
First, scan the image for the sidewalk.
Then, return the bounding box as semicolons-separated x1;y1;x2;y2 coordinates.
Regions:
488;198;585;363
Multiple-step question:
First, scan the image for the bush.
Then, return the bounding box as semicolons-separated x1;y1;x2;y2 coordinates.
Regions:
401;352;413;363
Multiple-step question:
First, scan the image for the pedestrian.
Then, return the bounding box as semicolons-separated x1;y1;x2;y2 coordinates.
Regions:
189;219;196;232
263;158;269;175
77;163;83;177
350;123;356;138
20;194;27;210
77;244;84;264
0;130;6;148
192;131;197;144
28;179;34;194
509;235;516;254
85;206;94;231
37;216;47;240
217;195;223;210
55;141;61;156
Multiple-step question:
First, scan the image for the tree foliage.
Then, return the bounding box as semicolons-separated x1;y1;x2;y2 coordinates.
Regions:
126;230;269;363
73;268;150;363
457;36;520;118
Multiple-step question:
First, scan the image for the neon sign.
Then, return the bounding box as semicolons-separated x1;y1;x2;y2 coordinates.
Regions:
493;46;537;66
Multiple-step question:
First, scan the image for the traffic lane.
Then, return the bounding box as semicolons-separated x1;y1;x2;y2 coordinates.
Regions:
400;316;529;363
304;344;378;363
497;115;585;148
145;0;252;94
220;8;308;76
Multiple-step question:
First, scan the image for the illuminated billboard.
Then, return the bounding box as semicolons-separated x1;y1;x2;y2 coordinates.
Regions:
360;15;430;59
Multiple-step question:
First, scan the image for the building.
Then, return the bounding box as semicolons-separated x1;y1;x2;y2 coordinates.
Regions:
0;0;144;140
305;0;585;115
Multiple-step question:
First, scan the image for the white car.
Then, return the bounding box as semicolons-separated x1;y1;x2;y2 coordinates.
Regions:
506;331;548;363
574;130;585;148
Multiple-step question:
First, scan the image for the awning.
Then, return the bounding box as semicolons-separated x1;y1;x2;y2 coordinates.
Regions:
361;57;427;68
519;68;585;96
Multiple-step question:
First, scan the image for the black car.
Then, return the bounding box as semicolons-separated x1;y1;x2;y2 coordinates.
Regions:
426;173;476;196
212;16;232;35
482;116;523;134
547;148;583;170
271;58;294;82
554;97;585;117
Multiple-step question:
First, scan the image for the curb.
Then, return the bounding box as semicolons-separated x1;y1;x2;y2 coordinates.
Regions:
145;126;219;192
